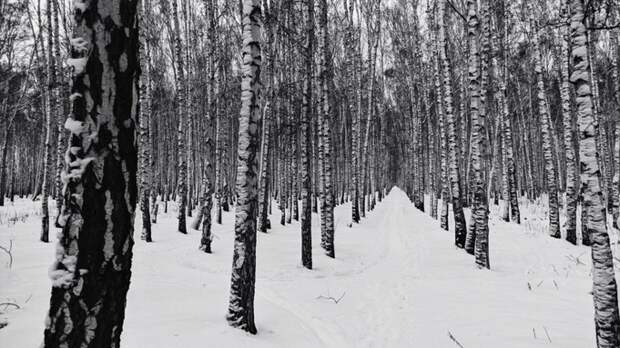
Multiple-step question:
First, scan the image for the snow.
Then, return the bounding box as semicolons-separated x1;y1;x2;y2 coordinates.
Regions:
0;187;615;347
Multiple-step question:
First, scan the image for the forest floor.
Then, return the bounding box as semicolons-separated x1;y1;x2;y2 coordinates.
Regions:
0;187;616;347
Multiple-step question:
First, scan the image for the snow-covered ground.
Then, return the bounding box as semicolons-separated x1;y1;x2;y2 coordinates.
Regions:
0;187;615;347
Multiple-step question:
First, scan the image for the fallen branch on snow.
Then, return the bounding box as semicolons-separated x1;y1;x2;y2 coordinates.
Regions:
0;240;13;268
447;331;465;348
316;291;346;304
566;253;586;266
0;302;20;311
543;326;552;343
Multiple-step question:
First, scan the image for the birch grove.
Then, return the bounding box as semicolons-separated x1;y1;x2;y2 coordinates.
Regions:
1;0;620;345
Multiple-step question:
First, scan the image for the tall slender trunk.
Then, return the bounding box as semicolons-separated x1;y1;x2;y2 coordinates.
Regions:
441;0;467;246
561;1;578;244
172;0;187;234
139;0;152;242
466;0;489;268
492;13;520;224
433;10;449;231
53;0;64;227
531;9;560;238
346;3;360;224
226;0;262;335
300;0;314;269
318;0;334;257
611;28;620;229
40;0;56;243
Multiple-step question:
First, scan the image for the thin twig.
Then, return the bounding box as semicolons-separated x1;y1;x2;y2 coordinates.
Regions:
448;331;465;348
0;240;13;268
543;326;552;343
316;291;346;304
0;302;20;310
445;0;466;23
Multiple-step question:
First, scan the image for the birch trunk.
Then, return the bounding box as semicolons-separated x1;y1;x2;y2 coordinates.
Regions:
139;0;152;242
532;7;560;238
466;0;489;268
300;0;314;269
318;0;334;257
226;0;262;334
570;1;620;345
43;0;139;344
40;0;56;243
172;0;187;234
561;1;578;244
441;0;467;246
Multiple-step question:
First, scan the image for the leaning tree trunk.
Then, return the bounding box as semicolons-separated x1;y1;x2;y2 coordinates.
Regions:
226;0;262;335
43;0;139;345
570;0;620;346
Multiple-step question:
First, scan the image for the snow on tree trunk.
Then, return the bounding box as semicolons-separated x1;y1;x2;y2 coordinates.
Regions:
43;0;139;345
570;0;620;345
226;0;262;335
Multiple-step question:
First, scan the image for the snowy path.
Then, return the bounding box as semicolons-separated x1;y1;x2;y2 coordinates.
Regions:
0;188;607;347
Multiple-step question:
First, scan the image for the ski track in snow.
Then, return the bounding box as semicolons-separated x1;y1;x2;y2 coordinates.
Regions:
0;187;614;347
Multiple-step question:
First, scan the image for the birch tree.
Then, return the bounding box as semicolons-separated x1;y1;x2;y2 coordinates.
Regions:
440;0;467;247
318;0;335;257
40;0;56;243
227;0;262;334
43;0;139;344
531;4;560;239
569;0;620;345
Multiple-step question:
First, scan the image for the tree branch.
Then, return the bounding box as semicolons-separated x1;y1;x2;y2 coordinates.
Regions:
446;0;466;23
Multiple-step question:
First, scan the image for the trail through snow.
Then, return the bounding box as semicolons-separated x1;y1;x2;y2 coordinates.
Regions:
0;187;608;347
